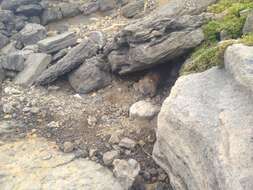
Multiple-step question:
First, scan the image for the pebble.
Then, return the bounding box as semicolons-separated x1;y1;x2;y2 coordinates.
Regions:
75;149;89;158
119;137;136;150
109;133;120;144
129;100;160;120
89;148;98;157
63;142;75;153
103;150;120;166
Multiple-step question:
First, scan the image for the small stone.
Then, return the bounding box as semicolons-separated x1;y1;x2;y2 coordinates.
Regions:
30;107;40;114
87;116;97;126
129;100;160;120
119;137;136;150
89;148;98;158
109;133;120;144
47;121;59;128
149;168;159;177
75;149;89;158
103;150;120;166
48;86;60;91
4;87;21;95
113;159;141;190
3;103;14;114
63;142;75;153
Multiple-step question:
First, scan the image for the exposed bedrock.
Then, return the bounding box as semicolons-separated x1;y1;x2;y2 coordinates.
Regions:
153;44;253;190
107;0;216;74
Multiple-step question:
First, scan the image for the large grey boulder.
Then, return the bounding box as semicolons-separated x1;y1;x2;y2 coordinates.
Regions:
18;23;47;46
225;44;253;92
36;38;101;85
107;0;216;74
15;53;51;86
243;10;253;34
153;66;253;190
37;32;77;54
68;57;111;94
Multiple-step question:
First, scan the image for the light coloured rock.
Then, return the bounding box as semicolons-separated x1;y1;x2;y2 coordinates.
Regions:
129;100;160;120
103;150;120;166
119;137;136;150
37;32;77;54
15;53;51;86
113;159;140;190
0;137;123;190
18;23;47;46
153;67;253;190
225;44;253;92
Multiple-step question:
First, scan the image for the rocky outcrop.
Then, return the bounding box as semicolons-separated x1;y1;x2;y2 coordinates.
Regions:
107;0;216;74
36;38;100;85
15;53;51;86
153;44;253;190
68;57;111;94
37;32;77;54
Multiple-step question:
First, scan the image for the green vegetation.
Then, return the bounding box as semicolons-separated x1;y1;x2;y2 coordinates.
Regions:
180;0;253;75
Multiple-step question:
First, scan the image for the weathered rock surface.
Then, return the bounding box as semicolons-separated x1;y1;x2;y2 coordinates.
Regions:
113;159;140;190
129;100;160;120
59;3;80;18
41;7;62;25
2;52;25;72
243;10;253;34
0;33;9;49
36;38;100;85
80;1;100;15
153;66;253;190
1;0;41;11
121;0;144;18
38;32;77;54
225;44;253;92
15;53;51;86
99;0;117;12
15;3;43;16
0;137;123;190
18;23;47;46
68;57;111;94
107;0;215;74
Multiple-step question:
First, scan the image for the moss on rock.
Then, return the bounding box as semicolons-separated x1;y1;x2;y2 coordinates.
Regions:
180;0;253;75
